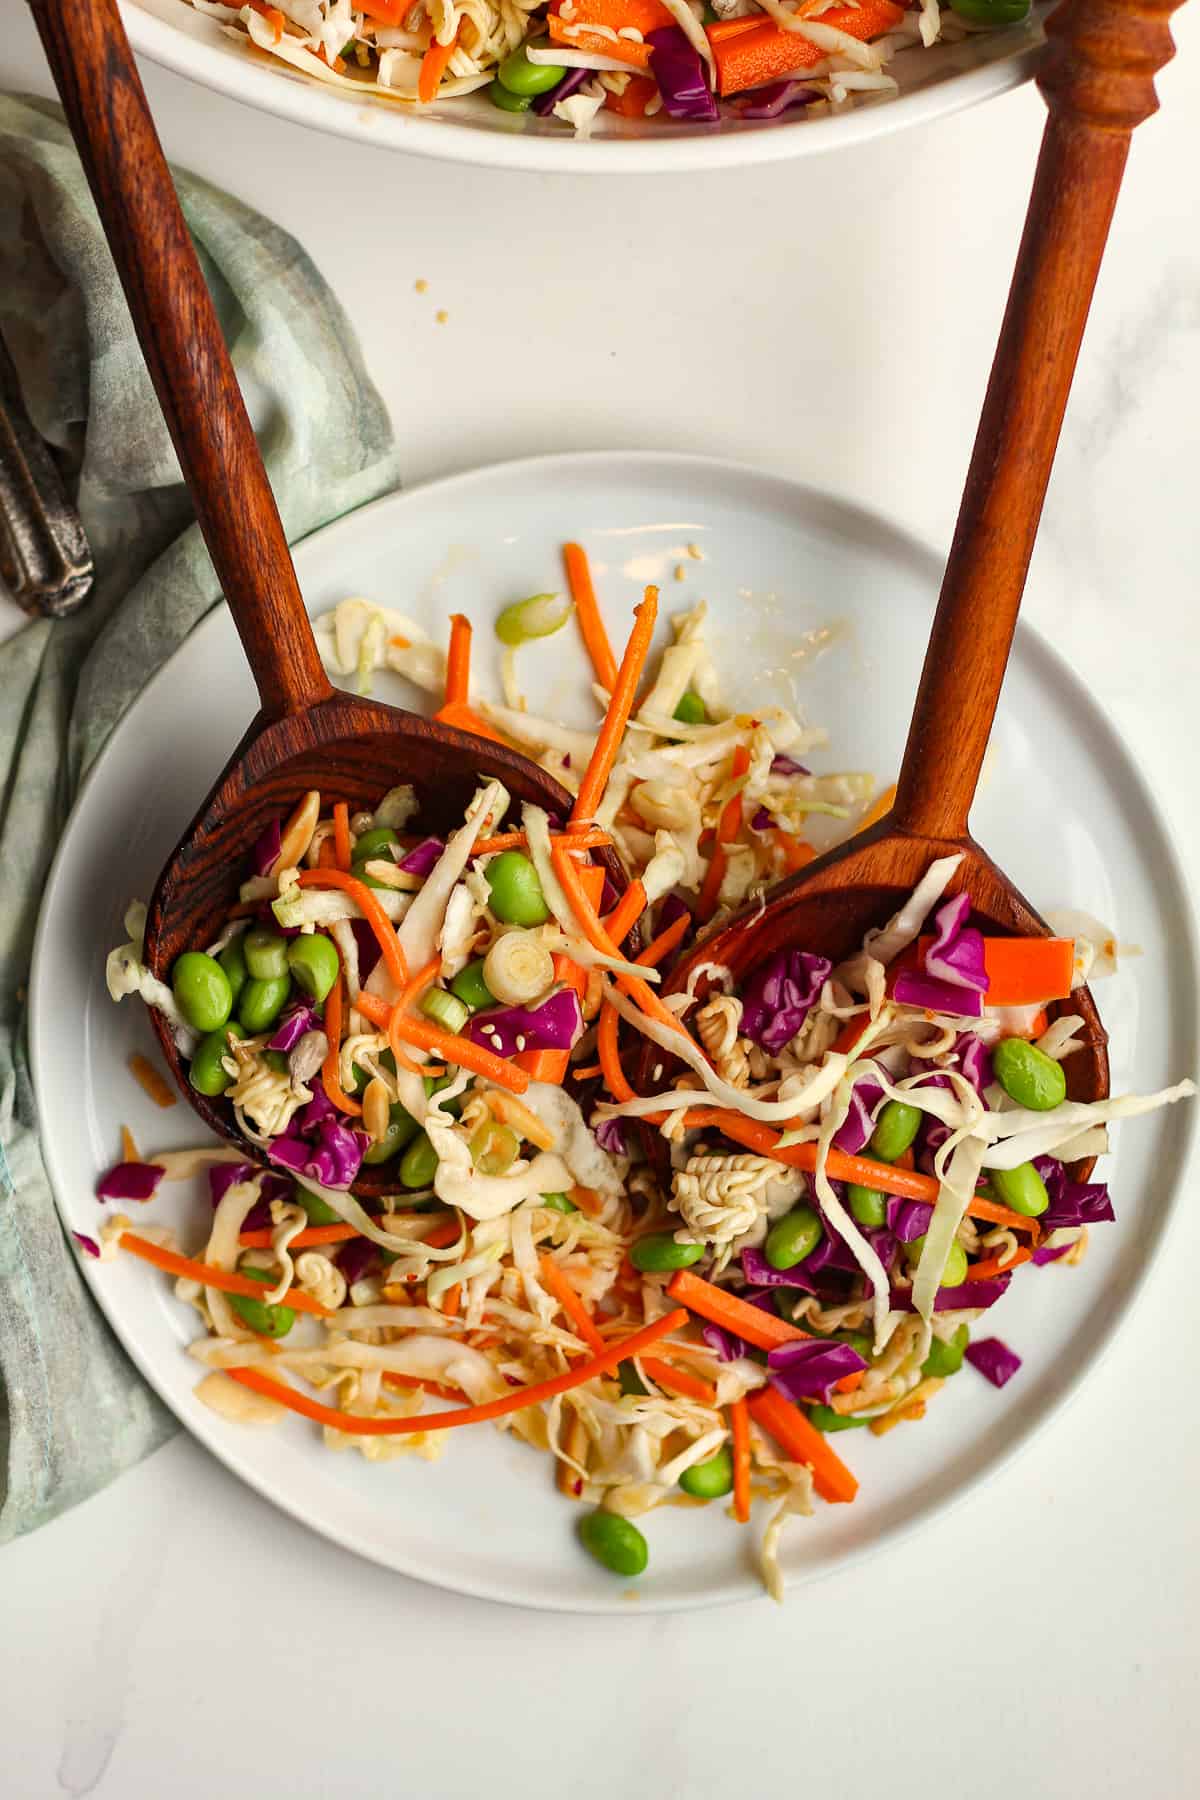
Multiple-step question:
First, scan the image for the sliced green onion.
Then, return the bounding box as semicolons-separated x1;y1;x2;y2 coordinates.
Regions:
495;592;570;647
420;987;470;1035
483;930;555;1006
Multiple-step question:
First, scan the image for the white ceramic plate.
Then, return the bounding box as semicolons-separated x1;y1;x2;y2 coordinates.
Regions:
124;0;1047;173
31;452;1197;1612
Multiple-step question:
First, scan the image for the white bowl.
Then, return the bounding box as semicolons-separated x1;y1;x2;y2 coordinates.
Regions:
124;0;1048;172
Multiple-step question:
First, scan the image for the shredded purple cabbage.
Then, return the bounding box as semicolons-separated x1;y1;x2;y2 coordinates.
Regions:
531;65;591;117
73;1232;100;1259
208;1161;293;1232
593;1116;627;1155
924;892;989;994
398;837;444;877
350;918;381;982
965;1335;1022;1387
767;1337;869;1404
1032;1241;1073;1266
250;817;282;878
337;1237;379;1287
646;26;719;123
1033;1155;1114;1231
750;806;775;832
268;1002;322;1053
893;967;984;1017
886;1196;933;1242
466;987;583;1057
953;1031;994;1095
730;80;820;119
740;949;831;1055
890;1272;1013;1312
770;754;810;777
832;1076;884;1155
95;1161;164;1203
701;1319;748;1362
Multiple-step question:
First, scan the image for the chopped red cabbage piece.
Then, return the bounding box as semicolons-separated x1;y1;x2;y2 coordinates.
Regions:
965;1336;1022;1387
953;1031;994;1095
731;80;820;119
95;1161;163;1203
398;837;444;877
1032;1241;1073;1265
268;1002;322;1053
1033;1155;1114;1230
700;1319;748;1362
924;892;989;994
594;1116;627;1155
740;949;831;1055
886;1197;933;1242
250;817;282;878
893;967;984;1017
832;1075;884;1155
770;754;810;776
208;1161;293;1231
73;1232;100;1259
889;1272;1013;1312
466;987;583;1058
767;1337;869;1404
532;65;591;117
337;1236;379;1286
647;26;719;123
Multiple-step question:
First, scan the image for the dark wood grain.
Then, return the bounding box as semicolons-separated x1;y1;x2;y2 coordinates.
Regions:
640;0;1186;1174
32;0;625;1189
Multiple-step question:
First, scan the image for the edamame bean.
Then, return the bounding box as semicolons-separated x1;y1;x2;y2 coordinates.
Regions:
618;1360;649;1397
809;1403;870;1433
287;933;340;1003
400;1132;439;1190
425;1073;464;1118
351;827;399;863
352;1048;396;1094
868;1099;922;1163
362;1102;420;1165
993;1037;1067;1112
172;951;233;1034
189;1027;234;1097
989;1160;1050;1217
228;1267;295;1339
679;1446;734;1499
450;958;495;1012
950;0;1030;22
243;927;289;981
217;937;248;1009
922;1323;970;1379
906;1234;969;1287
237;974;291;1034
629;1232;705;1274
485;850;549;926
832;1328;874;1362
497;43;565;95
263;1049;290;1075
847;1183;887;1227
488;79;533;112
764;1205;823;1271
578;1510;648;1577
297;1190;342;1225
673;691;707;725
540;1192;577;1214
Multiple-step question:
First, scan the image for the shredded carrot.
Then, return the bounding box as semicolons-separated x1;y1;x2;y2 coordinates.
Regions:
698;743;749;921
417;22;461;103
539;1255;606;1356
227;1306;690;1435
773;829;815;874
120;1125;141;1163
638;909;693;968
474;827;612;857
594;907;692;1106
551;844;684;1040
967;1246;1035;1282
569;587;658;826
444;612;471;706
247;0;284;42
128;1053;176;1108
859;781;897;832
708;2;903;95
602;879;647;947
441;1283;461;1319
239;1223;358;1249
389;634;411;651
642;1358;717;1407
389;1012;530;1093
432;699;508;744
385;955;444;1075
516;863;605;1083
119;1232;332;1316
746;1387;859;1506
666;1268;814;1351
332;801;352;873
320;976;363;1117
568;1185;604;1217
317;836;338;869
351;987;427;1076
296;869;408;991
604;73;657;116
383;1372;466;1404
831;1015;872;1057
563;541;618;692
730;1397;752;1523
571;1063;603;1082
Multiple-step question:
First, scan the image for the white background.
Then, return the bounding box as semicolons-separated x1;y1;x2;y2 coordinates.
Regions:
3;9;1198;1797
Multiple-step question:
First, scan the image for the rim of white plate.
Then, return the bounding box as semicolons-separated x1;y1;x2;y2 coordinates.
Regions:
30;452;1199;1612
122;0;1048;175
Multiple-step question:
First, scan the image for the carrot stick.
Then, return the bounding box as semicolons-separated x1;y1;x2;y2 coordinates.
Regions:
444;612;471;706
128;1053;177;1108
119;1232;332;1316
569;587;658;826
708;2;903;96
239;1223;358;1249
515;865;606;1083
830;1015;871;1058
547;15;653;65
539;1255;606;1356
666;1268;815;1351
602;879;647;947
746;1387;859;1506
730;1397;752;1523
441;1283;461;1319
320;976;363;1117
417;21;461;102
296;869;408;991
551;845;685;1041
641;1358;717;1407
386;955;444;1075
332;801;352;873
120;1125;141;1163
915;935;1076;1006
594;906;693;1104
698;744;749;921
772;830;815;874
227;1306;691;1436
604;74;657;117
474;828;612;857
389;1012;530;1093
433;699;509;745
967;1246;1034;1282
859;781;897;833
563;541;618;692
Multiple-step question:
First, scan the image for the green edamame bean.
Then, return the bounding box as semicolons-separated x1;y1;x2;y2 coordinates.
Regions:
425;1073;464;1118
764;1205;823;1271
923;1323;970;1379
237;974;292;1034
351;827;399;863
989;1160;1050;1217
906;1234;969;1287
497;43;565;95
488;79;533;112
172;951;233;1034
679;1446;734;1499
868;1099;922;1163
189;1027;234;1097
629;1232;705;1274
772;1288;804;1323
485;850;549;926
578;1510;648;1578
217;937;248;1009
950;0;1030;23
618;1360;649;1397
847;1183;887;1228
287;933;340;1003
263;1050;290;1075
832;1328;874;1362
540;1192;578;1214
809;1403;870;1433
993;1037;1067;1112
673;691;707;725
400;1132;439;1190
243;927;289;981
450;959;495;1012
363;1102;421;1165
228;1267;295;1339
297;1189;342;1225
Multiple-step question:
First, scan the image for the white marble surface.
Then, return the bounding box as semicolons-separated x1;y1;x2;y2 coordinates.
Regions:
3;10;1199;1797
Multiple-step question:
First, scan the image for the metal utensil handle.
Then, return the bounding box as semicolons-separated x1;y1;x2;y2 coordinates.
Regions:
0;328;93;619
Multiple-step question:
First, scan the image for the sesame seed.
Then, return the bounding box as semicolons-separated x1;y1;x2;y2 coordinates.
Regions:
515;1035;527;1052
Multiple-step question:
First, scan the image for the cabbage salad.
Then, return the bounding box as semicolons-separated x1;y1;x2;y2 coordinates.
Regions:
189;0;1032;137
96;549;1193;1599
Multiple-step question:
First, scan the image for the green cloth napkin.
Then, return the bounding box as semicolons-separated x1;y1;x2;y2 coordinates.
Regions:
0;94;403;1544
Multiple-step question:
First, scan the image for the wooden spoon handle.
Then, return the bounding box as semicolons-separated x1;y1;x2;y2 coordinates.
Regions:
30;0;333;720
891;0;1182;843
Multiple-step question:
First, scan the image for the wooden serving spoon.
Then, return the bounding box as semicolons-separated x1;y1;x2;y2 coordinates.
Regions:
33;0;622;1189
645;0;1185;1149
